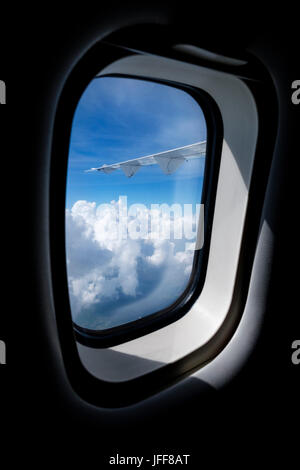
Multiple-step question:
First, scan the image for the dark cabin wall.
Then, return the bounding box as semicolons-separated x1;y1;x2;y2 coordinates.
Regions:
0;4;299;465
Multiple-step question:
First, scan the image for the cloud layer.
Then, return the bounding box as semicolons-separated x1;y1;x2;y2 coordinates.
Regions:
66;198;199;330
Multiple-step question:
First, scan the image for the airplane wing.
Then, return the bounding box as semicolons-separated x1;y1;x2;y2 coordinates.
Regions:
85;141;206;178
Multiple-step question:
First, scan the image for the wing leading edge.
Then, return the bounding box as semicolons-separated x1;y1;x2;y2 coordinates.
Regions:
85;141;206;178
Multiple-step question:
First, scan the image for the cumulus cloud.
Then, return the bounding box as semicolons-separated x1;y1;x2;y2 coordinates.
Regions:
66;198;200;329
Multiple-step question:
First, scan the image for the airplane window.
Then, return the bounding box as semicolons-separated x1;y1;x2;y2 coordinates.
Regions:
66;76;207;333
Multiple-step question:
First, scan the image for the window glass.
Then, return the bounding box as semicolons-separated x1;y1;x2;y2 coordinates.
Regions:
66;76;207;331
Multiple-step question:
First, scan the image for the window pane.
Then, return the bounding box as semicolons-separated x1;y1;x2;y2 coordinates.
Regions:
66;76;207;331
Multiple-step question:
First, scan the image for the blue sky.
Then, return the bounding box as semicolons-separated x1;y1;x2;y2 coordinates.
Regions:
65;76;207;330
66;76;207;209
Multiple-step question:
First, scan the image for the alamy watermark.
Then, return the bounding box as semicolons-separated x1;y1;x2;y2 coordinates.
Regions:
0;340;6;365
94;196;204;249
291;340;300;365
0;80;6;104
291;80;300;105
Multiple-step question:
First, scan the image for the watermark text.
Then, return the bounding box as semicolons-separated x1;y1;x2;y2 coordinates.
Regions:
291;80;300;105
95;196;204;248
108;453;191;467
0;80;6;104
0;340;6;364
291;340;300;365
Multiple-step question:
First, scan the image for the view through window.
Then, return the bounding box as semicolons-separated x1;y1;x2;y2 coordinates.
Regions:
66;76;207;331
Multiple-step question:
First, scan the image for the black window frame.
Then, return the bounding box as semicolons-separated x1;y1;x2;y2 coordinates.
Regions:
49;27;278;407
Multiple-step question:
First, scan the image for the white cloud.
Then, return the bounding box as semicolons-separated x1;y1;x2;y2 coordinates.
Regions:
66;198;198;328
